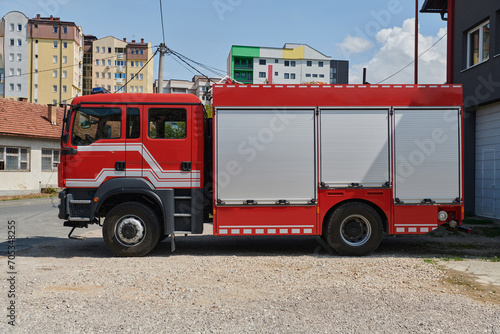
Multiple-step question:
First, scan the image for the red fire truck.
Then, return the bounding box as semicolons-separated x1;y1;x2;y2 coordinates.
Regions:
58;84;464;256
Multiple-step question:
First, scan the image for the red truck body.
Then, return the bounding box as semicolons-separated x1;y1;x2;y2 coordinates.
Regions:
58;84;464;256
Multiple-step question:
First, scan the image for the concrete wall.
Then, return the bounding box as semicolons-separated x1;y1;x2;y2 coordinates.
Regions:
0;136;59;195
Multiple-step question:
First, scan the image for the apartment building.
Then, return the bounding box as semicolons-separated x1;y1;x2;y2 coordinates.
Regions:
0;11;29;100
92;36;153;94
28;14;83;105
82;34;97;96
227;43;348;84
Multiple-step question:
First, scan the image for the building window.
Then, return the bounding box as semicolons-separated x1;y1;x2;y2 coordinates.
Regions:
63;56;67;64
53;41;58;48
95;46;99;53
284;73;290;79
306;73;311;77
101;59;105;66
259;72;266;78
291;61;296;67
63;42;67;49
9;23;14;31
307;61;312;67
42;149;59;171
17;24;22;31
53;55;57;63
467;20;490;67
275;59;278;63
285;61;290;67
9;53;14;62
101;72;105;79
62;70;67;79
313;74;318;78
17;68;21;76
107;73;111;79
291;73;296;79
53;85;57;92
139;86;143;93
9;83;14;91
319;74;325;78
17;39;22;46
95;59;99;66
53;70;57;78
319;61;324;67
52;99;57;105
259;59;266;65
62;85;67;93
274;72;278;76
102;47;105;53
62;26;67;34
16;84;21;91
131;61;134;67
53;26;58;33
10;39;14;46
108;60;111;66
139;74;143;80
108;47;112;53
0;147;30;171
9;68;14;76
17;54;21;62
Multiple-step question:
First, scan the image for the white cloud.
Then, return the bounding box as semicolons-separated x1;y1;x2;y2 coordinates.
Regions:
349;19;447;84
337;35;374;55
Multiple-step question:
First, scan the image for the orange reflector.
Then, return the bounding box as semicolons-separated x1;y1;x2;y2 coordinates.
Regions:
317;206;320;214
94;197;99;202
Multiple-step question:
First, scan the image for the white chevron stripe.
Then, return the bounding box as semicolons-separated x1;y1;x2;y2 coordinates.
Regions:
66;143;200;188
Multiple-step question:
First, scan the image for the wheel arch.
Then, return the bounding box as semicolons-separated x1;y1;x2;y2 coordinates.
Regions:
321;198;389;236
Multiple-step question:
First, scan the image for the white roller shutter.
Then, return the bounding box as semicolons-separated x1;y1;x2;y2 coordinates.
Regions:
394;108;461;204
320;108;390;188
215;108;316;205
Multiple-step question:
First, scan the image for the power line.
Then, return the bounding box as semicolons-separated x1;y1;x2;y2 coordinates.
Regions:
168;49;226;78
376;32;447;84
114;48;158;93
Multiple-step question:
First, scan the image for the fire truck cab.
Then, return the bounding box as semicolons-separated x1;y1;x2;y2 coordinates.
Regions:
58;85;464;257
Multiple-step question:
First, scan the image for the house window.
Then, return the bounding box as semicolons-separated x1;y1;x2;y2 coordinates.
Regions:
291;61;296;67
95;46;99;53
53;26;58;33
53;85;57;92
9;53;14;62
17;68;21;76
16;84;21;91
284;73;290;79
306;73;311;77
95;59;99;66
62;26;67;34
313;74;318;78
62;85;67;93
102;47;105;53
63;42;67;49
53;70;57;78
307;61;312;67
9;68;14;76
17;24;22;31
285;61;290;66
139;74;143;80
275;72;278;76
17;54;21;62
467;20;490;68
108;60;111;66
107;73;111;79
131;61;134;67
63;56;67;64
62;70;67;78
101;59;105;66
259;59;266;65
275;59;278;63
10;39;14;46
53;41;58;48
9;23;14;31
101;72;105;79
41;149;60;171
259;72;266;78
318;61;324;67
9;83;14;91
319;74;325;78
291;73;296;79
0;147;30;171
108;47;112;53
17;39;22;46
53;55;58;63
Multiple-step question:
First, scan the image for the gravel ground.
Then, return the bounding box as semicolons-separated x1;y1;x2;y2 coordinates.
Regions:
1;223;499;333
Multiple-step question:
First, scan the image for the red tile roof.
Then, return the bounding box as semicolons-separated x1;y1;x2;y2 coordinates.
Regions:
0;99;64;140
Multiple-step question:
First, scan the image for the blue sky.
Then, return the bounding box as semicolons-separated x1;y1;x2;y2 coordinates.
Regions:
1;0;447;84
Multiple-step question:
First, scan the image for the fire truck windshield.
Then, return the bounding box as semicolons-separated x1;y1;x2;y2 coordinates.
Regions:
71;107;122;146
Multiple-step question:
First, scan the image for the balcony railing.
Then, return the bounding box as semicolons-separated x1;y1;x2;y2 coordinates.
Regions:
117;53;124;60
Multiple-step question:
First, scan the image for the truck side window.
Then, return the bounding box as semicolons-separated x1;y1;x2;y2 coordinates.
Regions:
148;108;186;139
71;108;122;146
126;108;140;139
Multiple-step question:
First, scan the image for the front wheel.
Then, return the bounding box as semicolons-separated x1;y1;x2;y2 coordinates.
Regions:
103;202;161;257
325;202;383;256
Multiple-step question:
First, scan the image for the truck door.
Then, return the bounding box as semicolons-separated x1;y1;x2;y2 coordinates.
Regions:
141;105;193;188
124;106;143;177
64;106;126;188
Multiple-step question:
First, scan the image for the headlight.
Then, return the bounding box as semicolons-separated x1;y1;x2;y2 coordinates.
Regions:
438;211;448;221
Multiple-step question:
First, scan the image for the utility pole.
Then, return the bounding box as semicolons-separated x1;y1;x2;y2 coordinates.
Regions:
415;0;419;84
157;43;167;93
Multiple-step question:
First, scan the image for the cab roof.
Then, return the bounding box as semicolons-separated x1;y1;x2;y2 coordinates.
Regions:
71;93;202;106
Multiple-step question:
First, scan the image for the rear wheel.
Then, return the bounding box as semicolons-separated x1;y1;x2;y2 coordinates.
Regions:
325;202;383;256
103;202;161;257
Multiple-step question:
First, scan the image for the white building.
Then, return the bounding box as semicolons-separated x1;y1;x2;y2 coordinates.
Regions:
227;43;348;85
0;98;62;195
155;75;220;104
0;11;29;99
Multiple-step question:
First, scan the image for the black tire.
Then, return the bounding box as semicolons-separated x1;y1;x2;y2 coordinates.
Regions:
103;202;161;257
325;202;383;256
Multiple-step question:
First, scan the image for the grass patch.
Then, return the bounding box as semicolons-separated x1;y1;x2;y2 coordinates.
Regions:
441;256;465;261
424;259;438;265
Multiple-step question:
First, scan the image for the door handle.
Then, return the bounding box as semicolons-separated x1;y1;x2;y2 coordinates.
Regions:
115;161;126;171
181;161;191;171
